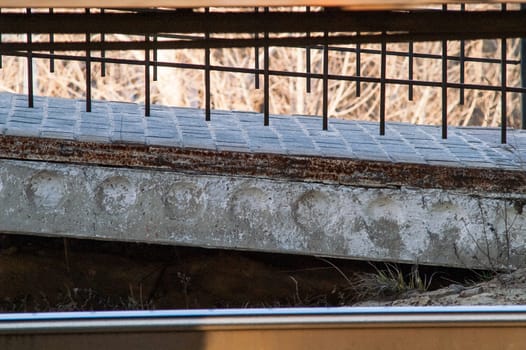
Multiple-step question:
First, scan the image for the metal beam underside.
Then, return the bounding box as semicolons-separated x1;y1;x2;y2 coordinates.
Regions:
0;10;524;46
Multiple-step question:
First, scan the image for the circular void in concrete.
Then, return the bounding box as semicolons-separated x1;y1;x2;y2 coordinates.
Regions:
292;190;330;234
163;181;204;219
25;170;67;210
229;186;272;232
95;176;137;214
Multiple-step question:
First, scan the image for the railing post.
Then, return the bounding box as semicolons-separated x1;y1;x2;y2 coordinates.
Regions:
522;4;526;129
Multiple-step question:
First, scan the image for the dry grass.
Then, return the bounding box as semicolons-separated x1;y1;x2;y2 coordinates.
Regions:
352;264;435;299
0;4;522;128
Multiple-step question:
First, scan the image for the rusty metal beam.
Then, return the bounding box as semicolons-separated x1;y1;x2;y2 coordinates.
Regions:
0;10;525;37
0;134;524;194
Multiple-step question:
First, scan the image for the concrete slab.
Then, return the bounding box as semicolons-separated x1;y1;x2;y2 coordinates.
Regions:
1;92;526;269
0;157;525;269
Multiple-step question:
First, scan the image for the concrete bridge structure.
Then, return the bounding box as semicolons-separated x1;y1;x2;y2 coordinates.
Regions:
1;92;526;269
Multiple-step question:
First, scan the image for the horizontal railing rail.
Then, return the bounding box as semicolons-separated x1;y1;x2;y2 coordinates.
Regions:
0;0;522;9
3;306;526;349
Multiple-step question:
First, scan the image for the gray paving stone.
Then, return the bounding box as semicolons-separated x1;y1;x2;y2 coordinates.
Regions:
330;119;361;128
76;134;111;143
217;144;251;152
13;97;31;108
389;152;425;162
46;107;78;117
146;136;182;147
78;128;111;137
248;141;281;153
182;131;212;139
312;136;346;145
40;130;76;140
2;93;526;172
342;136;377;145
146;128;179;139
0;93;13;105
351;144;385;153
5;127;40;137
11;109;43;118
281;141;316;151
283;147;320;157
249;144;282;154
353;152;392;162
426;160;462;166
176;118;209;128
112;132;146;144
42;125;76;133
269;121;301;131
146;120;176;129
214;130;246;141
47;99;76;108
246;129;278;138
182;138;216;150
80;114;109;124
279;135;314;147
459;160;495;167
318;148;353;158
118;125;145;134
235;112;260;121
110;102;141;113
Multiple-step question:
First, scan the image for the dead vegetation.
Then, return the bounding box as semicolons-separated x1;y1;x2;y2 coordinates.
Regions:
0;234;479;312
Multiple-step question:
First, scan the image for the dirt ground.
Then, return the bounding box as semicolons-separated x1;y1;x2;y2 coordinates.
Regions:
0;234;495;312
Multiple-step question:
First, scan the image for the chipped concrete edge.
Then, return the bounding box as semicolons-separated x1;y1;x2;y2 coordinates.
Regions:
1;135;526;194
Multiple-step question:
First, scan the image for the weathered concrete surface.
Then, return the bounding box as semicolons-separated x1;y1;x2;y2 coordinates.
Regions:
1;157;525;269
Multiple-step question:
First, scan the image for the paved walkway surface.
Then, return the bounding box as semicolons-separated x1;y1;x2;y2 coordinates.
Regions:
1;92;525;171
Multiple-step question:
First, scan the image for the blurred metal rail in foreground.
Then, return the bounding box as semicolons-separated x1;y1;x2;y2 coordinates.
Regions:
2;306;526;349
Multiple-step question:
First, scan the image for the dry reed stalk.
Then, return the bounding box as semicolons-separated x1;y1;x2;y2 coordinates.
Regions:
0;5;522;128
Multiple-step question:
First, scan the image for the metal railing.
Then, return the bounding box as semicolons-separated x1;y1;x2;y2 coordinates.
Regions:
0;5;525;143
3;307;526;349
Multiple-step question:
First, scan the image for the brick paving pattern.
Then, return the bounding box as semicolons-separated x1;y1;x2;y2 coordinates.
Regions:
1;92;525;170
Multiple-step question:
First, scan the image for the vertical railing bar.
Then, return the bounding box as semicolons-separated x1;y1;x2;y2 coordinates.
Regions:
306;6;311;94
145;35;151;117
441;5;447;139
322;30;329;130
264;7;270;126
501;3;507;144
49;8;54;73
205;8;211;122
254;7;260;90
26;8;33;108
356;31;361;97
85;8;91;113
408;40;413;101
0;8;2;70
521;3;526;130
380;37;386;135
100;8;106;77
459;4;465;105
153;34;158;81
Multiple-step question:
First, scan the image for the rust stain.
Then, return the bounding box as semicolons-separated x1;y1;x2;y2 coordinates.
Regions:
0;134;525;194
